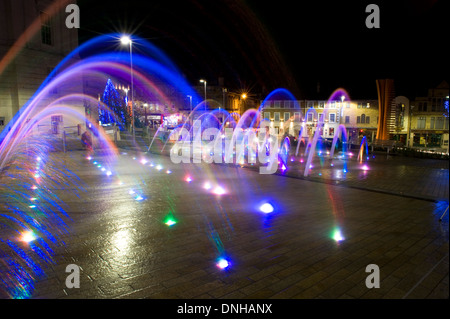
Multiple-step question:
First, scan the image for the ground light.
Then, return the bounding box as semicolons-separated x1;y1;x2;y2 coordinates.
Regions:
212;186;226;195
164;213;177;227
332;228;345;242
203;181;212;190
165;219;176;226
259;203;274;214
20;230;37;243
216;257;230;269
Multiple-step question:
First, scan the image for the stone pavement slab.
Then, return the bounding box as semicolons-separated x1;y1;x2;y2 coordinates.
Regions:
0;149;448;300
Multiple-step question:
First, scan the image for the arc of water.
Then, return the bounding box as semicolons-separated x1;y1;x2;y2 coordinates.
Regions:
304;120;322;177
329;124;349;173
295;125;304;157
357;136;370;163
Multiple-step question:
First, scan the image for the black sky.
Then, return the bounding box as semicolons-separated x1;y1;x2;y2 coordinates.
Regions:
77;0;449;100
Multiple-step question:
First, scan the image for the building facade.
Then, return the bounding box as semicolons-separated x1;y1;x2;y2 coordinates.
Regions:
0;0;80;135
259;98;380;145
409;81;449;149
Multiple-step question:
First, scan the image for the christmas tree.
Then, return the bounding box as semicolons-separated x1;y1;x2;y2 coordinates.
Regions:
98;79;126;129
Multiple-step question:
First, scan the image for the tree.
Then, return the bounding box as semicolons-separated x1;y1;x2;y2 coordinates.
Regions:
98;79;126;129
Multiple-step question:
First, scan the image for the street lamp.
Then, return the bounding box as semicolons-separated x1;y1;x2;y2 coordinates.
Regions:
200;79;207;113
241;93;247;116
121;35;134;139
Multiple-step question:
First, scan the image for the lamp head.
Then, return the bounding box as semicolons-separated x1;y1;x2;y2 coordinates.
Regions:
120;35;131;45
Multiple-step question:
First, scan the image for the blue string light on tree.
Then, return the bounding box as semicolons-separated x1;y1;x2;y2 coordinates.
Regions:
98;79;126;129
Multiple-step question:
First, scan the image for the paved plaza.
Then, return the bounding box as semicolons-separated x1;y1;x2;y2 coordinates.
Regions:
0;142;448;300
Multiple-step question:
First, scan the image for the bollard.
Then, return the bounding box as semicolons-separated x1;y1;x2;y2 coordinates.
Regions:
63;130;66;153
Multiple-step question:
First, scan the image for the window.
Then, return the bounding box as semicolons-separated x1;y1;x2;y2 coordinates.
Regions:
319;114;324;122
361;114;366;123
40;12;52;45
0;117;5;126
294;112;301;122
307;113;313;122
366;116;370;124
264;112;270;120
417;117;426;129
430;117;435;129
284;112;290;122
284;101;291;109
274;112;280;122
329;113;335;123
274;101;281;109
345;116;350;124
431;99;436;112
357;103;362;109
435;117;444;129
318;102;325;109
357;116;360;124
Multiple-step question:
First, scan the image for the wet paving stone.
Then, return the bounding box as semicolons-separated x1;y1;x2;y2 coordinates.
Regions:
0;149;448;300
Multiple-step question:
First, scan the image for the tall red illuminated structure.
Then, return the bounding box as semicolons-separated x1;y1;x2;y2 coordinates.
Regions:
376;79;396;141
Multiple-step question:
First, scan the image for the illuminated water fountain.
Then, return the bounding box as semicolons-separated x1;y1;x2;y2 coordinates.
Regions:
0;32;203;298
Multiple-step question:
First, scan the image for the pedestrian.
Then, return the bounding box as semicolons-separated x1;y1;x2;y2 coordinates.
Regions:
81;130;93;153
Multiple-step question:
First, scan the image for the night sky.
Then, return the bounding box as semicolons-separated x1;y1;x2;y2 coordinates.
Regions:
77;0;449;100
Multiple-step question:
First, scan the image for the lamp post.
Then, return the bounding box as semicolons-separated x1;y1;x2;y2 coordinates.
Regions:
200;79;207;113
143;103;148;126
121;35;134;139
187;95;192;128
409;105;415;148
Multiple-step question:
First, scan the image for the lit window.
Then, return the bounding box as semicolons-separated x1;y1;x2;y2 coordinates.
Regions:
274;112;280;122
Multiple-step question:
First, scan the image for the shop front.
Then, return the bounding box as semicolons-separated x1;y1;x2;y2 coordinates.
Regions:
412;131;443;148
